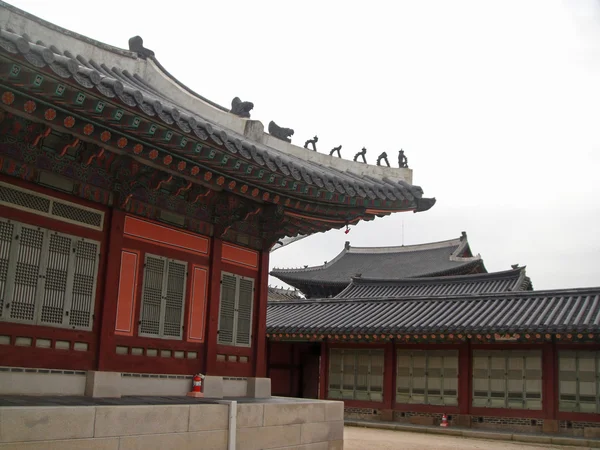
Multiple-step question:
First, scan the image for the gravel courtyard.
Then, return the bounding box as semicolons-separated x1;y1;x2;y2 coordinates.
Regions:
344;426;589;450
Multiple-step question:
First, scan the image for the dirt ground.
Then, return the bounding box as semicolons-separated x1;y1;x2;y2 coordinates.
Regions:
343;426;589;450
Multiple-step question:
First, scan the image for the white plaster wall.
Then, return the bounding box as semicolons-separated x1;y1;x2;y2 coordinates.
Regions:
0;371;86;396
222;378;248;397
119;376;191;397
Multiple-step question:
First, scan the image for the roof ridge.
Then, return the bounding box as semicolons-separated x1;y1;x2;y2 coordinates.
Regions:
271;234;473;274
347;236;464;254
270;284;600;305
350;267;525;285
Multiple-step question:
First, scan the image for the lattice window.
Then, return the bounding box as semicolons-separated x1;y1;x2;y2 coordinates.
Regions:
559;351;600;413
396;350;458;406
139;254;187;339
0;218;99;330
472;350;542;410
328;348;384;402
217;272;254;347
236;278;253;346
0;220;15;318
51;201;103;228
69;240;100;329
0;182;104;231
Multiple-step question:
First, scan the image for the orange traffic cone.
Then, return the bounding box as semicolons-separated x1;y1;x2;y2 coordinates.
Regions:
440;413;449;427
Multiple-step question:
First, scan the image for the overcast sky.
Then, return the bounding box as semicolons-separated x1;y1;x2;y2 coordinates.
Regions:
9;0;600;290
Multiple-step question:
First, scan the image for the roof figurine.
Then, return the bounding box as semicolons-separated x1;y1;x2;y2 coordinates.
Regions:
354;147;367;163
304;135;318;151
329;145;342;158
0;1;436;248
230;97;254;118
270;233;485;298
377;152;390;167
268;286;303;302
128;35;154;59
398;149;409;168
268;121;294;142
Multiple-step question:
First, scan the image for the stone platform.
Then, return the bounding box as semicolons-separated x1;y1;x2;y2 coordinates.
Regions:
0;396;344;450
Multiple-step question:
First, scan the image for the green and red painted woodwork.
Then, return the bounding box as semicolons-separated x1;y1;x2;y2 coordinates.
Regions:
0;174;110;371
0;53;410;233
268;338;600;423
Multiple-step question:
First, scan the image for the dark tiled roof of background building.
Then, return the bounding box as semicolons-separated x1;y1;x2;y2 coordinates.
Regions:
267;287;600;335
336;267;532;299
268;286;303;302
271;234;485;288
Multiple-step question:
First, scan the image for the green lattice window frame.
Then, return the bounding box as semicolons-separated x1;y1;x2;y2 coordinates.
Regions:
0;218;100;331
328;348;384;402
472;350;542;410
216;272;254;348
559;351;600;413
396;350;459;406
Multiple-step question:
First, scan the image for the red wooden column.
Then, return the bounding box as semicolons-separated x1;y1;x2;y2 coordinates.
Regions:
254;249;270;377
542;341;558;425
458;340;472;416
383;341;395;411
97;209;126;371
204;237;223;375
319;341;329;399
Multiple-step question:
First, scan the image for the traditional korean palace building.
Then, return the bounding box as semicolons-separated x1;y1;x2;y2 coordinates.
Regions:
268;247;600;436
0;1;435;402
271;233;486;298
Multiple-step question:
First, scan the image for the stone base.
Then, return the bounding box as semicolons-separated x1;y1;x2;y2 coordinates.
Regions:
380;409;394;422
187;391;204;398
246;377;271;398
0;399;344;450
454;415;472;428
203;376;223;398
409;416;435;426
543;419;559;434
85;371;121;398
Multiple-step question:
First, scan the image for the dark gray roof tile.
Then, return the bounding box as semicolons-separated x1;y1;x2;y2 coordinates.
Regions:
271;235;484;286
267;288;600;335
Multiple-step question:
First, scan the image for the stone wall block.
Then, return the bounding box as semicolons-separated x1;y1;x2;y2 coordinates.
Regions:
118;430;227;450
188;404;229;432
301;421;344;444
328;440;344;450
203;376;224;399
85;371;121;398
236;404;264;428
246;377;271;398
263;402;325;426
0;407;95;443
324;402;344;422
94;405;189;437
0;437;119;450
237;425;302;450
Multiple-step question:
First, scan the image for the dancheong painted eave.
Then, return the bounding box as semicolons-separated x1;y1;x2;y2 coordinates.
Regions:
0;1;435;238
266;286;600;337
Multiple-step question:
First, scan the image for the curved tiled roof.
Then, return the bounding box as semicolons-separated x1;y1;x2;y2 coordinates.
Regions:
268;286;303;302
336;267;532;299
0;3;435;215
271;234;485;287
267;287;600;335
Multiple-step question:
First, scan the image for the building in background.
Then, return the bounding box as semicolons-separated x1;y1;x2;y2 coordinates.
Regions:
271;233;486;298
0;1;434;399
267;246;600;436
